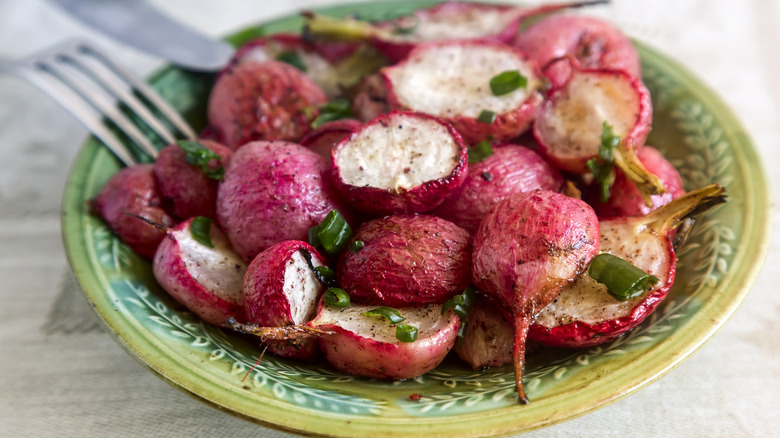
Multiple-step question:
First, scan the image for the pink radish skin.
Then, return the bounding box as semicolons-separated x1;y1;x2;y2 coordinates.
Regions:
382;41;544;145
533;68;653;174
472;189;600;402
152;218;247;326
216;141;352;262
243;240;326;361
299;118;361;159
350;73;389;123
432;144;564;233
330;111;468;215
92;164;176;260
153;140;232;220
311;303;460;380
455;293;514;370
587;146;685;218
338;215;472;308
207;61;327;149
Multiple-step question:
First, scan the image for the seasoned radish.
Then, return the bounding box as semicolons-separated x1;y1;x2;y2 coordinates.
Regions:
216;141;352;262
338;215;472;307
432;143;565;233
207;61;327;149
382;41;544;145
242;241;328;361
472;190;600;403
92;164;176;260
153;139;232;220
349;73;389;123
455;293;514;370
299;118;361;160
531;184;727;348
153;217;246;326
311;303;460;380
331;111;467;215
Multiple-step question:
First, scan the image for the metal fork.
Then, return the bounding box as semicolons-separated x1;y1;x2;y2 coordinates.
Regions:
1;39;197;166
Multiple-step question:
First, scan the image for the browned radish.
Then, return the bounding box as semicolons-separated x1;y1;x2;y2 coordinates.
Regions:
382;41;544;145
330;111;467;215
299;118;361;160
153;140;232;220
349;73;389;123
216;141;352;262
472;189;600;403
153;217;246;326
242;240;328;361
91;164;176;260
432;143;565;233
207;61;327;149
530;184;727;348
338;215;472;308
455;293;514;370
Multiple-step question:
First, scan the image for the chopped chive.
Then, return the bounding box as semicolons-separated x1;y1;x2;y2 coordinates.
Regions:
588;253;660;301
395;323;419;342
468;140;494;164
364;306;406;324
177;140;224;180
298;248;336;287
349;240;365;252
311;98;353;128
324;288;351;308
442;287;476;346
308;210;352;256
314;266;336;282
275;50;307;72
586;121;621;202
190;216;214;248
477;109;497;124
489;70;527;96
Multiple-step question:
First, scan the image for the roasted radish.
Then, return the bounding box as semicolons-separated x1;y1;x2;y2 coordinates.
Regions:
531;184;727;348
382;41;544;145
92;164;176;260
338;214;472;307
432;143;565;233
472;189;600;403
153;217;246;326
330;111;467;215
455;293;514;370
349;73;390;123
299;118;361;160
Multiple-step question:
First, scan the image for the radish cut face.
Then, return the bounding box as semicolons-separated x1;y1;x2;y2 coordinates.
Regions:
314;304;450;344
282;249;325;325
387;6;516;43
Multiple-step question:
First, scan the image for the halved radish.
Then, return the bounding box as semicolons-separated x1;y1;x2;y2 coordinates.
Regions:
242;240;327;361
330;111;467;215
299;118;361;160
455;293;513;370
310;303;460;380
153;218;247;326
382;41;544;145
530;184;727;348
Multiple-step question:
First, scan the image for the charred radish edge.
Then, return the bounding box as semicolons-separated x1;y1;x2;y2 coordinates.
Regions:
588;253;659;301
308;209;353;256
297;247;337;287
177;140;225;180
224;317;335;340
442;286;477;345
190;216;214;248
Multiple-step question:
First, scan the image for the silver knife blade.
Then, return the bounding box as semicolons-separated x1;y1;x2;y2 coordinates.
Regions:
49;0;235;72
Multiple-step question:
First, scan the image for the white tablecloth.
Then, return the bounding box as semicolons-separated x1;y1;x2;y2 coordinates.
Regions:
1;1;778;436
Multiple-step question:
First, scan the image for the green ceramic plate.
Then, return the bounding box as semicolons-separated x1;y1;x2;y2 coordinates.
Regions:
61;2;770;437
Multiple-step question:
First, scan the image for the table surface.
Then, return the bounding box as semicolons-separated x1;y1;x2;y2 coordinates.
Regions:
1;1;778;437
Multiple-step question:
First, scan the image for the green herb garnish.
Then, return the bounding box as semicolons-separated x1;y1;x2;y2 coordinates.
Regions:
314;266;336;282
467;140;494;164
395;323;418;342
311;98;353;128
477;109;497;124
275;50;307;72
364;306;406;324
190;216;214;248
308;210;353;255
586;121;622;202
442;286;476;341
177;140;225;180
489;70;527;96
324;288;351;308
588;253;659;301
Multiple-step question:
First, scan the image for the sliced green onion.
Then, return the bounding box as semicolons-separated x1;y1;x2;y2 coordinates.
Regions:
442;287;476;345
468;140;494;164
190;216;214;248
349;240;365;252
364;306;406;324
324;288;351;308
177;140;224;180
489;70;527;96
314;266;336;282
588;253;660;301
275;50;307;72
477;109;497;124
308;210;352;255
586;121;622;202
298;248;336;287
395;324;418;342
311;98;353;128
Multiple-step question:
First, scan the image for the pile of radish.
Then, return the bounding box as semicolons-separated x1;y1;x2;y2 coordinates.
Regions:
92;1;727;404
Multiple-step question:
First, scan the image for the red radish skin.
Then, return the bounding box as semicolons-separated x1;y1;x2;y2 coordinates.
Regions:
382;41;544;145
243;240;327;361
92;164;176;260
587;146;685;218
207;61;327;149
311;303;460;380
216;141;352;262
330;111;468;215
152;218;246;326
338;215;472;307
153;140;232;220
432;144;565;233
472;189;600;402
455;293;514;370
299;118;361;159
350;73;390;123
